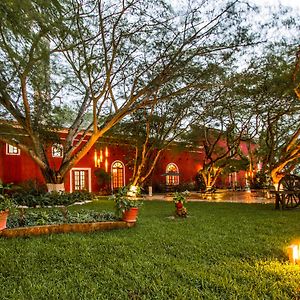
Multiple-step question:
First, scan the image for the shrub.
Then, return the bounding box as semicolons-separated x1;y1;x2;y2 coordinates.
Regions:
110;186;143;218
12;190;95;207
7;208;116;228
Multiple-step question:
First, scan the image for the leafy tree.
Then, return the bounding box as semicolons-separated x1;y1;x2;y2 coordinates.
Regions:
0;0;258;187
114;89;199;187
185;67;257;190
243;50;300;188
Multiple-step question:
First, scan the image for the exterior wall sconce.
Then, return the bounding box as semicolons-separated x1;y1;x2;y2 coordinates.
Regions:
95;147;109;170
288;243;300;265
94;149;103;168
105;159;108;172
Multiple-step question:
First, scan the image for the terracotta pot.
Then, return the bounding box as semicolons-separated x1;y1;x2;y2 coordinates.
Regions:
122;207;139;223
0;210;9;231
175;202;183;209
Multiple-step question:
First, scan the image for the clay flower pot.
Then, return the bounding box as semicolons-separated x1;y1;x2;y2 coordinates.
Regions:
0;209;9;231
122;207;139;223
175;201;183;210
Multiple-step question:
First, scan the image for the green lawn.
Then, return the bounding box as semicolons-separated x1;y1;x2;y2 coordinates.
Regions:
0;200;299;300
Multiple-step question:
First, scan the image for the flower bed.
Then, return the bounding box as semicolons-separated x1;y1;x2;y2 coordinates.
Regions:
0;221;135;238
0;207;136;238
7;208;117;228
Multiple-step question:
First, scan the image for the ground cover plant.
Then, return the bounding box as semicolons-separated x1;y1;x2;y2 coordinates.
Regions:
6;208;116;228
12;190;94;207
0;200;299;299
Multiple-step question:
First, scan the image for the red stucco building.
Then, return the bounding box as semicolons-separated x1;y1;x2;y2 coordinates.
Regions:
0;132;251;193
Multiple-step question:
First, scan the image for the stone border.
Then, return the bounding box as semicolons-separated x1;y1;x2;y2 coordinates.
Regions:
0;221;135;238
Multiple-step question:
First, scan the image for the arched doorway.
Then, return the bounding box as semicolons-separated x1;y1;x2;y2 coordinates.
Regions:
111;160;125;190
166;163;179;186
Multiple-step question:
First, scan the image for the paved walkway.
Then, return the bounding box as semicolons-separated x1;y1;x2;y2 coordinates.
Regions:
144;190;274;204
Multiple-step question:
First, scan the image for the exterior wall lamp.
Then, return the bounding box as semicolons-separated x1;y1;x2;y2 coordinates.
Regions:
94;147;109;171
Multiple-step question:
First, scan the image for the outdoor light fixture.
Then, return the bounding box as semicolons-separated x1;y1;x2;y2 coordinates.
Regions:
94;150;99;167
94;149;102;168
95;147;109;169
288;243;300;265
105;159;108;172
100;150;103;163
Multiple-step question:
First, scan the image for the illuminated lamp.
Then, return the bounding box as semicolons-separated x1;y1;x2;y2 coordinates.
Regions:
105;146;109;157
105;159;108;172
94;150;101;168
287;243;300;265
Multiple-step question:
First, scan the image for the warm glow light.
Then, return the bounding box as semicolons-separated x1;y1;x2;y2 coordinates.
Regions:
128;185;138;198
94;150;98;167
94;150;101;167
100;150;103;162
105;159;108;172
105;146;109;157
288;244;300;265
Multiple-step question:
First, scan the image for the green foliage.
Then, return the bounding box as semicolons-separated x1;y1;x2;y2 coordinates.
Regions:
0;179;16;211
172;191;189;204
250;171;271;190
12;190;94;207
94;169;110;186
111;187;143;218
222;157;249;174
0;194;16;212
0;179;13;195
7;208;116;229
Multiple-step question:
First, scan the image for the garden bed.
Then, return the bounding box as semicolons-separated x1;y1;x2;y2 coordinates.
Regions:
0;220;135;238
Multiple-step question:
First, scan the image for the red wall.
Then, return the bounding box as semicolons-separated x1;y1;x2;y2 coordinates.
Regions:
151;148;203;187
0;138;252;192
0;142;44;185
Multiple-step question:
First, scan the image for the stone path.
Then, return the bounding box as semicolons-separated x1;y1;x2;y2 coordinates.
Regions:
144;190;274;204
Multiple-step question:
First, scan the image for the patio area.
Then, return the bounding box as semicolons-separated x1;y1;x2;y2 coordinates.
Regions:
145;190;275;204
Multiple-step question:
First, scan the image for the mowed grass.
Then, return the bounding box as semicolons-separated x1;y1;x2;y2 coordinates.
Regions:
0;200;300;300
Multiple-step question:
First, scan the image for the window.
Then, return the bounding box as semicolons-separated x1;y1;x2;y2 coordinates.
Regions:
166;163;179;185
112;161;125;189
6;144;20;155
52;143;63;158
73;170;88;191
70;168;91;192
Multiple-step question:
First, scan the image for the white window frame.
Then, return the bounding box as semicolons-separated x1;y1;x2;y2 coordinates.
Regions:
52;143;64;158
6;143;20;155
69;168;91;192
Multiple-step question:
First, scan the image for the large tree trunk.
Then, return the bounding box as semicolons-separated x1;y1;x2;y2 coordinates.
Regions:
270;168;285;191
200;165;221;191
41;168;65;192
130;150;162;188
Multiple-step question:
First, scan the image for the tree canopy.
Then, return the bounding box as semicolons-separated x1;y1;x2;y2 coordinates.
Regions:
0;0;259;185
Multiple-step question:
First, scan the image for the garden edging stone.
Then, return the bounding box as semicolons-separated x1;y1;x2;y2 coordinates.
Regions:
0;221;135;238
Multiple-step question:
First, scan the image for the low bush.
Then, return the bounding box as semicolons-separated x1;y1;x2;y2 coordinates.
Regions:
7;208;116;228
12;190;94;207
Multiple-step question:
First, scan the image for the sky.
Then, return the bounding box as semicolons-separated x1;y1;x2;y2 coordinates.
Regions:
250;0;300;9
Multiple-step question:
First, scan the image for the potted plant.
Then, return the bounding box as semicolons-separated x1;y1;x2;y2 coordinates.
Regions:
173;191;189;217
0;194;15;230
111;186;142;223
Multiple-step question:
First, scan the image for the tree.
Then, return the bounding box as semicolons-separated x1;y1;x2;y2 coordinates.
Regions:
246;50;300;188
184;64;257;190
114;89;199;187
0;0;258;188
